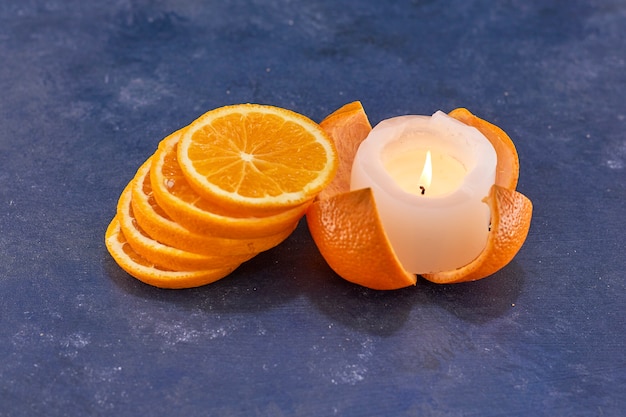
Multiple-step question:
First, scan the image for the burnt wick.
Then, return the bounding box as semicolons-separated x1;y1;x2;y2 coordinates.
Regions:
419;186;426;195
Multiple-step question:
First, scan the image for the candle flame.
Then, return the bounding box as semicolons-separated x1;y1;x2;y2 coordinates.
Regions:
419;150;432;192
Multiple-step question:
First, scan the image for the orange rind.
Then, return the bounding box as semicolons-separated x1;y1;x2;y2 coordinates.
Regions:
448;108;519;191
306;102;533;289
307;187;416;290
317;101;373;201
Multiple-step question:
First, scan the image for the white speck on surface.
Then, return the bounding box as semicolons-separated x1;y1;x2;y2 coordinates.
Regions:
119;78;172;109
128;311;233;349
357;338;374;360
155;322;201;345
309;336;374;385
64;332;90;348
606;159;623;169
207;327;228;340
603;138;625;169
331;364;367;385
59;332;91;358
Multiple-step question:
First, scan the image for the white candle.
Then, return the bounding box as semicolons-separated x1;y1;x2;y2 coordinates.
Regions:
350;111;497;274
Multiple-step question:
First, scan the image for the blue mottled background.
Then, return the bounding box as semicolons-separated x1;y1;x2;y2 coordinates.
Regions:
1;1;624;416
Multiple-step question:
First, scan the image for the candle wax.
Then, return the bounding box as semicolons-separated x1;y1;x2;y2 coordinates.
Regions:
350;111;497;274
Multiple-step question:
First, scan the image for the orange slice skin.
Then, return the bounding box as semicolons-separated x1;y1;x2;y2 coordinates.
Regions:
131;158;297;257
306;102;533;289
307;188;416;290
117;181;251;271
448;108;519;190
150;129;308;239
105;217;238;289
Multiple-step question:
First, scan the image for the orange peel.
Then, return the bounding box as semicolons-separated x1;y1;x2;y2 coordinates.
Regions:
307;187;416;290
306;102;533;289
448;108;519;191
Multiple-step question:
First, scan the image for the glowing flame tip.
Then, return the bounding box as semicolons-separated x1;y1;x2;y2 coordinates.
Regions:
419;150;432;191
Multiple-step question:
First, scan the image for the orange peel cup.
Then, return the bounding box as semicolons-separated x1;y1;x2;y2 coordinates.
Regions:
306;102;533;290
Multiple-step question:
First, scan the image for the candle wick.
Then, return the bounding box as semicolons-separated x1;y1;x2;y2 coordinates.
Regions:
419;185;426;195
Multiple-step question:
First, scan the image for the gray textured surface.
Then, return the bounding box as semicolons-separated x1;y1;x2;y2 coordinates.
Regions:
1;0;625;416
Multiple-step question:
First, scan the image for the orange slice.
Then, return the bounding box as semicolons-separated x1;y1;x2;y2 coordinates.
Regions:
150;129;308;239
306;102;533;289
177;103;338;215
448;108;519;190
105;217;239;289
131;158;297;256
117;181;252;271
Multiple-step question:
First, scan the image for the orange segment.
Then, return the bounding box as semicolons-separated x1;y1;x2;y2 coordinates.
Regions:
117;181;251;271
105;217;239;289
422;185;533;283
317;101;372;200
307;188;416;290
131;158;297;256
448;108;519;190
151;129;308;239
177;104;338;214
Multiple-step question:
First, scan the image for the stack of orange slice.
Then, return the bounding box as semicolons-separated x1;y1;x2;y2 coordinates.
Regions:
105;104;338;289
